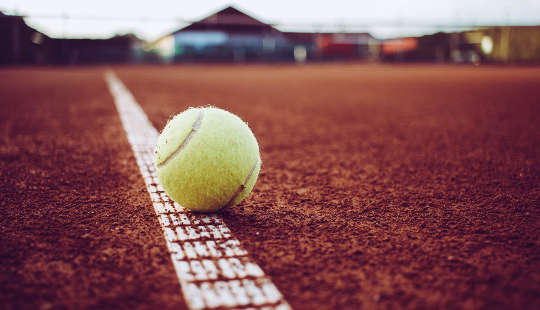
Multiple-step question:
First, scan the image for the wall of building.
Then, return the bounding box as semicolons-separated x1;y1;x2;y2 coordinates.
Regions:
478;27;540;62
170;31;292;62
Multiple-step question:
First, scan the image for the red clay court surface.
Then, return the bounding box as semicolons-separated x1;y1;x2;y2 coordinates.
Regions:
1;64;539;309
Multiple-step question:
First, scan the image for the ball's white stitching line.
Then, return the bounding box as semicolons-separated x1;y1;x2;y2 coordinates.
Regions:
225;158;260;208
105;71;291;310
157;108;204;169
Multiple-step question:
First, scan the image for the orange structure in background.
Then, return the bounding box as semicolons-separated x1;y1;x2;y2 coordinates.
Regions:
315;33;375;59
381;37;418;55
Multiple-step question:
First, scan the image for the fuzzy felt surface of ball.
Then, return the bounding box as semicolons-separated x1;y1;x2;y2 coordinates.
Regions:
154;107;261;212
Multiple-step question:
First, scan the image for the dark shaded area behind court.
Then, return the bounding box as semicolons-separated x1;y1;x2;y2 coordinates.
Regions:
0;13;139;65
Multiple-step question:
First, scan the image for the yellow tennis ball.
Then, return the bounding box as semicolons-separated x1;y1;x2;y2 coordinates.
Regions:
154;107;261;212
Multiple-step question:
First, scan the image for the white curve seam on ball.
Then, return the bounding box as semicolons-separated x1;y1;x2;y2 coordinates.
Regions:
104;71;291;310
157;108;204;169
226;158;260;207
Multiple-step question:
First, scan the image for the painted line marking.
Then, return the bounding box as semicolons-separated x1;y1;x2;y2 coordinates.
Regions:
105;71;291;310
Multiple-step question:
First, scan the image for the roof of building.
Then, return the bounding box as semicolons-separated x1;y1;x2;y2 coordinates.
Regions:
173;6;280;34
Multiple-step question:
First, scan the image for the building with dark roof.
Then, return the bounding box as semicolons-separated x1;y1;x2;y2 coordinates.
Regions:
153;6;289;62
181;6;293;62
153;6;379;63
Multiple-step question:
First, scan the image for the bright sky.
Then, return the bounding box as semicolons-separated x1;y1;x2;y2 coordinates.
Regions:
1;0;539;40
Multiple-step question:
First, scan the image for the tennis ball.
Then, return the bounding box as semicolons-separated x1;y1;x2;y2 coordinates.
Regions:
154;107;261;212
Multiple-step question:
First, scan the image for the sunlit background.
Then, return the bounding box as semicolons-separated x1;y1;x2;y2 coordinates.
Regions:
2;0;540;39
1;0;540;65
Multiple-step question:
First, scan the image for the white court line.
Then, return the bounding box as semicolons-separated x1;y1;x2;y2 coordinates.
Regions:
105;71;291;310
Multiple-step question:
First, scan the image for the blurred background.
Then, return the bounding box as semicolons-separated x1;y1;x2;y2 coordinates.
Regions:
1;0;540;66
